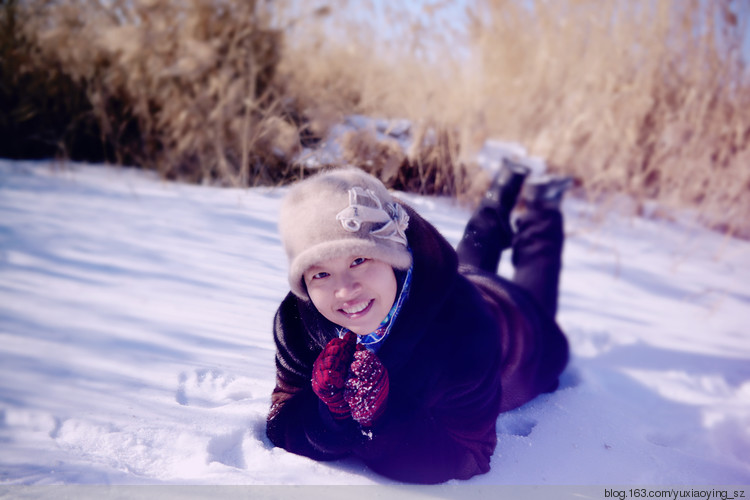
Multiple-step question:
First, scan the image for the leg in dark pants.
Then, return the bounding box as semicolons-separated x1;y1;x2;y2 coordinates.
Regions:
456;159;528;273
455;201;515;273
457;167;570;319
511;208;564;318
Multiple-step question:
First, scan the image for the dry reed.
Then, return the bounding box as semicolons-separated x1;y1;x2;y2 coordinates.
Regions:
4;0;292;184
280;0;750;236
1;0;749;236
464;0;750;236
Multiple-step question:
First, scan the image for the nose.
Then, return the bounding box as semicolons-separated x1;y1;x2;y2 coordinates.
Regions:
333;271;361;299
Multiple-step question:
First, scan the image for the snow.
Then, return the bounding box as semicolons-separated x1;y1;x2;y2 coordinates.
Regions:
1;158;749;486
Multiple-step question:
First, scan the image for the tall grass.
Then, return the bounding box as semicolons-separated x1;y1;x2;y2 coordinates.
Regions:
3;0;290;184
465;0;750;236
1;0;102;160
280;0;750;235
2;0;749;235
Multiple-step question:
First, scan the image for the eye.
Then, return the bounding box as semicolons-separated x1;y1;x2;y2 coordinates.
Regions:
351;257;369;268
305;270;329;283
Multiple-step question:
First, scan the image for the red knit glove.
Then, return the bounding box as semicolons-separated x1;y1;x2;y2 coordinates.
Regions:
344;344;389;427
312;331;357;419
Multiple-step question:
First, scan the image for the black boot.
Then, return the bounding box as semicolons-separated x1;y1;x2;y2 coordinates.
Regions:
521;175;574;211
483;158;531;213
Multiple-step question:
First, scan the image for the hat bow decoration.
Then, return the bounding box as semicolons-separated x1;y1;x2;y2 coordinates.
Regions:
336;187;409;246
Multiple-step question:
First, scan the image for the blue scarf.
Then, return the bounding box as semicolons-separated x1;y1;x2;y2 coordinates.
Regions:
337;265;413;352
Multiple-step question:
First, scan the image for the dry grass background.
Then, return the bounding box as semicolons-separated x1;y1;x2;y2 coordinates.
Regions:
2;0;749;236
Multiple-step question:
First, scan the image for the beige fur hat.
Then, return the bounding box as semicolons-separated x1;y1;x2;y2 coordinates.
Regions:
279;168;412;298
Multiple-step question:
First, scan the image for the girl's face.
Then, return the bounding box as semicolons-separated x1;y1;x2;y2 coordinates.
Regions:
304;255;398;335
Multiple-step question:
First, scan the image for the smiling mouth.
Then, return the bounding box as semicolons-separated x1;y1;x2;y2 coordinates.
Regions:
340;299;374;316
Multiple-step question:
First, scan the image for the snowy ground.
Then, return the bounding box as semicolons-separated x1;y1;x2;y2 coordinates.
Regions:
1;159;749;486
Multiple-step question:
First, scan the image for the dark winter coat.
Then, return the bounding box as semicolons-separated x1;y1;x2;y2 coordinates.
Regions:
266;203;569;484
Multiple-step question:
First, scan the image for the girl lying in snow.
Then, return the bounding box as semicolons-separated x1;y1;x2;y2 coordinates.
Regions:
266;162;571;484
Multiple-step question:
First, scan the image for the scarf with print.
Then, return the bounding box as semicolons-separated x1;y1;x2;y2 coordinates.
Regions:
337;265;413;352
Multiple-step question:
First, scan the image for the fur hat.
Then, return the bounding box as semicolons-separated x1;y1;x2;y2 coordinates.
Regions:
279;168;412;298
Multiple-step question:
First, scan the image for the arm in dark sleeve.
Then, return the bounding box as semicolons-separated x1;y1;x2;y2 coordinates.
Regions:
265;293;360;460
358;362;502;484
354;290;505;484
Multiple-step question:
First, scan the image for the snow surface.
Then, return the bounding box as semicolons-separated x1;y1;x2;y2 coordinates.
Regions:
1;159;749;485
